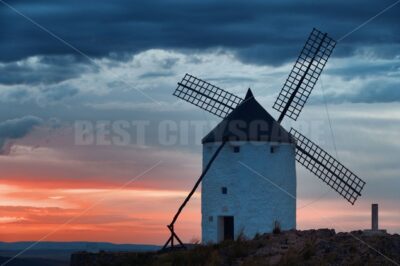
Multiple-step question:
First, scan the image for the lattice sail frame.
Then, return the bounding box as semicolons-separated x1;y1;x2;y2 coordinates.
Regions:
173;74;243;118
290;128;365;204
274;28;336;122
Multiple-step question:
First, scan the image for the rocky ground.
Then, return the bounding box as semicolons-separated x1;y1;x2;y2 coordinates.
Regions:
70;229;400;265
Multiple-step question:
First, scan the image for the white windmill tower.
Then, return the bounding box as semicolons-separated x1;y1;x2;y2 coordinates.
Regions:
201;89;296;243
163;29;366;249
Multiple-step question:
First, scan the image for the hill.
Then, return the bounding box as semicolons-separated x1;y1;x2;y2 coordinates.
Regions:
71;229;400;265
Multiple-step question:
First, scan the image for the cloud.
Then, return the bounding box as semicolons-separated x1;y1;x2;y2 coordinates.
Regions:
0;78;80;106
139;71;175;79
85;100;193;112
295;54;400;105
1;0;399;65
0;55;95;86
0;116;43;154
1;48;399;133
39;84;79;102
319;81;400;104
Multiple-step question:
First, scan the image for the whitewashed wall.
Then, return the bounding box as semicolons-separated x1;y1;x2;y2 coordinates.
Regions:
201;141;296;243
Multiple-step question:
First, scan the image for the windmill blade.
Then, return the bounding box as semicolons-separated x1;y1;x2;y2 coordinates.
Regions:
173;74;243;118
290;128;365;205
274;28;336;123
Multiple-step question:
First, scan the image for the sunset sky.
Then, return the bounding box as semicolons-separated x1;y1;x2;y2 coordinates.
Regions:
0;0;399;244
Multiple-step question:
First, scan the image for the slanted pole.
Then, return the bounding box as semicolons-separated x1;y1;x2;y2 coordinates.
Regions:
162;141;226;250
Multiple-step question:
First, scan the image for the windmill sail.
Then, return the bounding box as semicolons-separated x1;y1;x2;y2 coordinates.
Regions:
173;74;243;118
273;28;336;123
290;128;365;204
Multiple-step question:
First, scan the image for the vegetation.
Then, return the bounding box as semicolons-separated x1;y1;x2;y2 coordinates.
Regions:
71;229;400;266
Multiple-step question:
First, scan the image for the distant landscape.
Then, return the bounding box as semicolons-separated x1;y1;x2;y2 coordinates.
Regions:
0;242;160;266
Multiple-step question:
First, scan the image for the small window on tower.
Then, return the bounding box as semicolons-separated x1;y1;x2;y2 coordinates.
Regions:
222;187;228;194
270;146;278;153
233;146;240;153
209;216;213;222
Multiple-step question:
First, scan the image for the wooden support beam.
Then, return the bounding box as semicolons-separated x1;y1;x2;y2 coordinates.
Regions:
162;141;226;250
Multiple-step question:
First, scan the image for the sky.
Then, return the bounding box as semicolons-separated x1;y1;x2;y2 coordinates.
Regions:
0;0;399;244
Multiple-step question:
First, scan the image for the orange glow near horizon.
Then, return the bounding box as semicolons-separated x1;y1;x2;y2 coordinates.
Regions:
0;181;201;244
2;177;400;244
1;144;399;245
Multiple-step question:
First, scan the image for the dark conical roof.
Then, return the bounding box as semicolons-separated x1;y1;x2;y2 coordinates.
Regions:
202;89;294;144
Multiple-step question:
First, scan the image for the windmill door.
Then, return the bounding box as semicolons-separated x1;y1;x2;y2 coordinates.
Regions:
223;216;234;240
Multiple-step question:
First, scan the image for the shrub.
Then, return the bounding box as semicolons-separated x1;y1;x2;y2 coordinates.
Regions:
273;221;281;235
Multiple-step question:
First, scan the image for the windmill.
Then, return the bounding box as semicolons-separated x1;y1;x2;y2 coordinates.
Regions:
163;28;366;249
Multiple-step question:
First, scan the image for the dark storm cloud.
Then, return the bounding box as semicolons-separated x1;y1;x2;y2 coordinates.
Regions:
1;83;79;104
357;84;400;104
1;0;399;65
313;80;400;104
0;56;96;85
0;115;43;154
139;71;175;79
40;84;79;101
327;60;400;80
4;88;30;102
